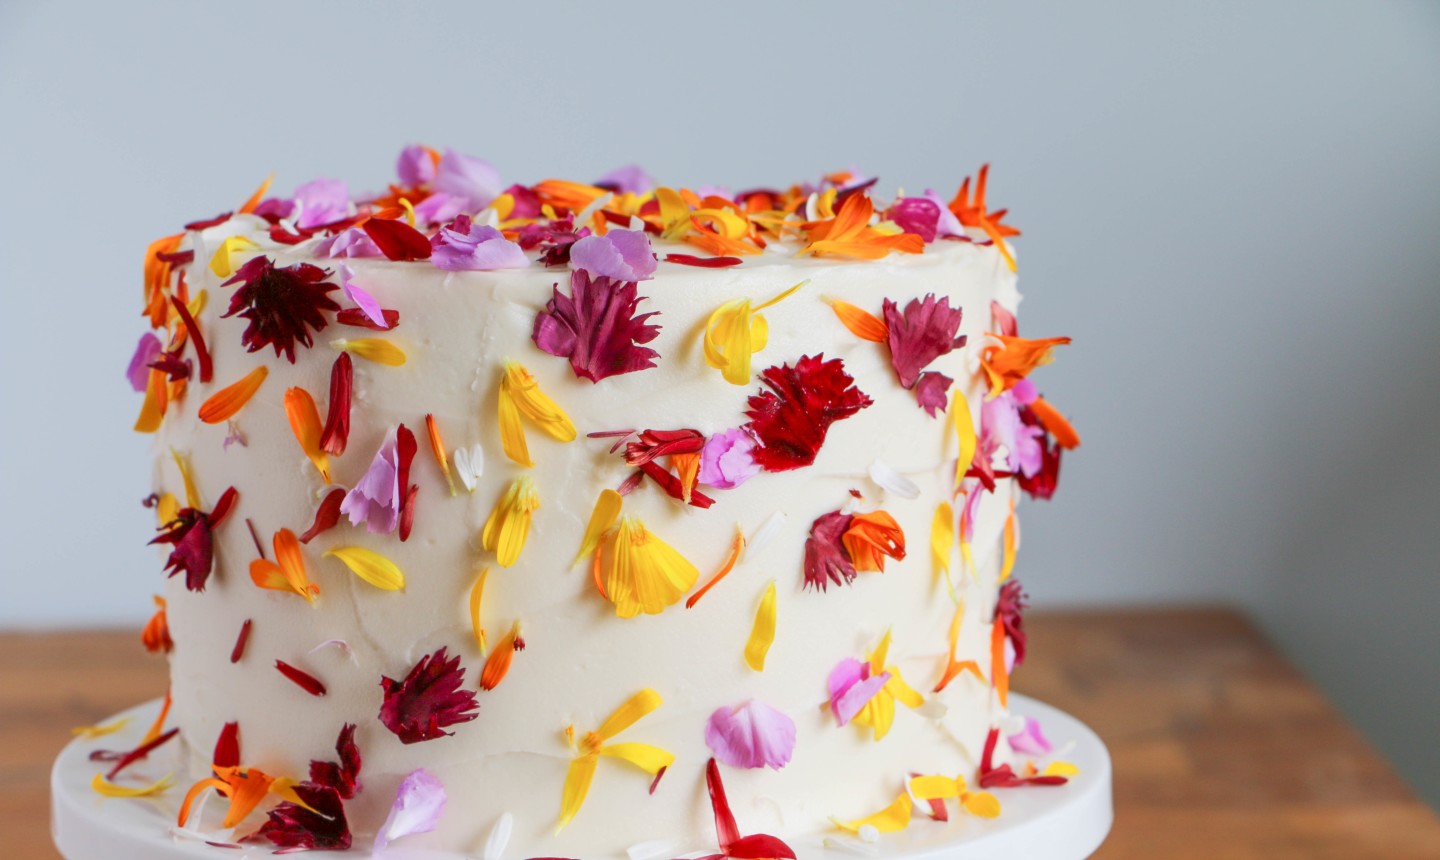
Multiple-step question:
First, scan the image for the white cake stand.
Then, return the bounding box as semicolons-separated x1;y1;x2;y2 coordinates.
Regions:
53;694;1111;859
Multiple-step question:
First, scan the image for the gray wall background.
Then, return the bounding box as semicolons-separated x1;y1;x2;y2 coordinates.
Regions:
2;0;1436;807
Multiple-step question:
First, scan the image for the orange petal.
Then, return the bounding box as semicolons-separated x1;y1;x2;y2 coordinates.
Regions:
826;298;889;342
198;366;268;424
684;526;745;609
842;510;907;573
991;616;1009;707
283;387;331;483
1029;396;1081;449
480;621;524;691
237;175;274;215
133;367;169;433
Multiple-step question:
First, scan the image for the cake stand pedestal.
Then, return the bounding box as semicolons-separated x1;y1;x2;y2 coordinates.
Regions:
53;694;1111;859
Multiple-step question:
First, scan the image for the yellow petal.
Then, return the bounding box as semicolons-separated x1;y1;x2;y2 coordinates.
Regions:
72;717;132;739
885;670;926;710
601;518;700;618
497;380;530;467
654;187;692;239
599;742;674;775
155;492;179;528
92;772;175;798
1000;505;1017;583
499;362;575;466
575;489;622;566
1042;761;1080;778
596;688;663;741
481;476;540;568
198;366;268;424
869;629;892;675
331;338;406;367
704;298;755;385
744;580;777;672
962;791;1002;819
324;546;405;591
556;753;598;833
133;367;168;433
170;448;201;510
952;389;977;488
930;501;954;581
826;297;889;342
837;792;913;834
208;236;258;278
469;567;490;655
909;775;961;801
284;387;331;483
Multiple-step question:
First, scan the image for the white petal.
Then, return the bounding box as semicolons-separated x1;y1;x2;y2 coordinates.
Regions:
868;460;920;500
483;811;513;860
744;511;786;562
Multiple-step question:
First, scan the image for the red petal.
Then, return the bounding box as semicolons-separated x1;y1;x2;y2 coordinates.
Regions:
275;660;327;696
184;212;233;231
92;728;179;779
363;217;432;261
170;295;214;383
705;758;742;849
155;249;195;265
378;647;480;744
299;488;347;544
213;721;240;768
395;423;418;539
638;460;714;508
230;619;252;663
663;253;743;268
728;834;798;859
336;307;400;330
399;484;418;542
745;355;871;472
319;353;352;456
207;486;239;528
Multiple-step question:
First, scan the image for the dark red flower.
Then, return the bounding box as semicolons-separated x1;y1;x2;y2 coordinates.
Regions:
994;579;1028;667
221;257;340;363
379;647;479;744
744;355;872;472
803;510;856;591
698;758;797;860
250;724;361;850
532;270;661;383
149;486;238;592
883;294;966;390
362;217;432;261
320;353;352;456
623;429;705;467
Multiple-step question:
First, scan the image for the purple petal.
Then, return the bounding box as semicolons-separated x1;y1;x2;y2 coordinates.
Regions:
704;700;797;770
595;164;654;195
252;197;295;221
698;428;760;489
374;768;446;853
341;428;401;534
433;149;501;210
568;229;656;283
127;332;163;391
1011;378;1039;405
396;145;436;187
1008;716;1053;756
294;178;351;230
338;264;386;327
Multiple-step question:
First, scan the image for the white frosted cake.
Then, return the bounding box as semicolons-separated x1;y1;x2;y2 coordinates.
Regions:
107;150;1081;857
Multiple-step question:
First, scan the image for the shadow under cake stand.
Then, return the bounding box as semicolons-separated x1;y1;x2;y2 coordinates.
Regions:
53;693;1112;859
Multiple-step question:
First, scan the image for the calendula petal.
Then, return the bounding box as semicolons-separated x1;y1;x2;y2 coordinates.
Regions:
1030;396;1081;449
480;621;522;691
744;580;777;672
598;742;674;775
481;477;539;567
134;367;168;433
237;174;273;215
497;383;531;467
506;362;576;441
199;366;268;424
596;688;663;741
826;297;889;342
171;448;201;510
575;489;622;565
685;526;744;608
909;776;961;801
331;338;406;367
425;414;458;496
557;754;598;832
838;792;914;834
92;772;175;798
1000;506;1017;583
324;546;405;591
284;387;331;483
962;791;1002;819
931;501;954;581
208;236;258;278
951;390;977;488
991;619;1010;707
1042;761;1080;778
886;671;926;709
469;567;489;654
603;518;699;617
72;717;131;739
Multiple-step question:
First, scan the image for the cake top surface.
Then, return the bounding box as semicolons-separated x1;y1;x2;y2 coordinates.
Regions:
163;145;1021;278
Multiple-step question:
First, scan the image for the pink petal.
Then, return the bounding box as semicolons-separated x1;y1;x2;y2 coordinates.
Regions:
698;428;760;489
341;428;402;534
914;371;953;417
338;264;386;327
889;197;941;242
596;164;654;194
396;145;436;187
704;700;796;770
293;178;350;229
569;229;656;282
1008;716;1053;756
127;332;163;391
374;768;446;853
433;149;501;210
827;658;889;725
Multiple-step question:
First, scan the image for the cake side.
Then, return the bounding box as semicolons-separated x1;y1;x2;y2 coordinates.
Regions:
126;155;1078;857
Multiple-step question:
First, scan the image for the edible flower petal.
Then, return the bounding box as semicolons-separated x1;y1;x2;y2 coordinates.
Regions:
1008;716;1053;756
952;390;977;488
91;772;175;798
744;581;777;671
221;257;340;363
575;489;623;566
841;510;906;573
337;263;387;327
342;427;405;533
294;178;351;229
745;355;872;472
325;546;406;591
804;510;856;591
836;792;913;835
480;621;525;691
979;334;1071;397
364;217;433;261
141;595;172;654
800;192;924;260
468;568;490;654
497;361;576;466
557;689;672;831
127;333;163;392
432;149;501;212
208;236;259;278
374;769;447;853
379;647;480;744
249;528;319;603
319;353;352;455
431;215;528;270
568;229;657;282
596;517;700;618
703;758;798;859
883;294;966;390
698;428;760;489
532;270;661;383
481;476;540;567
934;602;984;692
948;165;1020;271
703;282;803;385
284;386;332;482
825;297;888;343
705;699;795;770
331;337;407;366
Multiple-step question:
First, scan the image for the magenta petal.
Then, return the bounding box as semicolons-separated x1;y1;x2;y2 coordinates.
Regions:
1008;716;1053;756
884;294;967;390
294;178;351;229
914;371;953;417
396;145;436;187
127;332;163;391
705;700;796;771
373;768;446;853
698;428;760;489
341;428;401;534
1011;378;1039;405
890;197;941;242
833;670;890;727
531;270;661;382
568;229;657;282
923;189;966;238
413;191;468;226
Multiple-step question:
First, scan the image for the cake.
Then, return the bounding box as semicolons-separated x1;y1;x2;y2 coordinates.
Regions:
109;148;1081;857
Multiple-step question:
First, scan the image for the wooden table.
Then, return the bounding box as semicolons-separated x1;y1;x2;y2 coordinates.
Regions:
4;609;1438;859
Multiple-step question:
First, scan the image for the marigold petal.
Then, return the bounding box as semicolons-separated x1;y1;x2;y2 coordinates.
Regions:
1042;761;1079;778
237;174;273;215
744;580;777;672
931;502;954;581
1029;396;1081;449
331;338;407;366
837;792;913;834
92;772;175;798
1000;507;1017;583
481;477;539;567
425;414;458;496
601;518;699;617
599;742;674;775
469;567;489;655
575;489;622;565
991;618;1010;707
952;391;977;489
556;754;598;832
325;546;406;591
826;297;889;342
171;448;201;510
497;383;530;467
208;236;259;278
72;717;132;739
909;776;961;801
284;387;331;483
963;791;1002;818
480;621;522;691
134;367;168;433
199;366;268;424
596;688;663;741
685;526;744;608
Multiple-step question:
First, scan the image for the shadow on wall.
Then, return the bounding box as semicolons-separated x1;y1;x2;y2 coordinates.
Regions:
1251;278;1440;810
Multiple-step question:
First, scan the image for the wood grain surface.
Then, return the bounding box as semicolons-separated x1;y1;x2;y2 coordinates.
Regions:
3;609;1437;859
